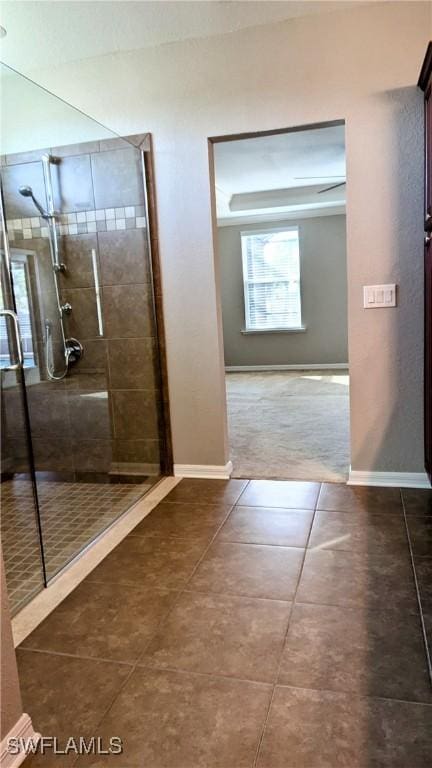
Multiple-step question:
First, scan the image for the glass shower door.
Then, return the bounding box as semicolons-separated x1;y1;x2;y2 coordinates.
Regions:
0;186;46;613
1;62;170;610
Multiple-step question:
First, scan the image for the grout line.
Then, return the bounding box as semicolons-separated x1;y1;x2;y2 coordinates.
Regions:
400;489;432;684
16;646;135;667
251;481;322;767
135;662;275;689
268;681;432;707
78;495;240;759
181;587;293;605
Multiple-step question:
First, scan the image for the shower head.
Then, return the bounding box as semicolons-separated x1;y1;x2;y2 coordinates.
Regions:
18;185;47;218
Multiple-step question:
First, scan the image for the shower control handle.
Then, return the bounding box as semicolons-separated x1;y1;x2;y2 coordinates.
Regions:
0;309;23;370
61;302;72;315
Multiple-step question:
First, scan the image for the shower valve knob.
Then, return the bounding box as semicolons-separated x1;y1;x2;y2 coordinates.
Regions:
61;302;72;315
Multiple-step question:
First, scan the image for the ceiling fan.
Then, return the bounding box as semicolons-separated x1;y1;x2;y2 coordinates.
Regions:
294;176;346;194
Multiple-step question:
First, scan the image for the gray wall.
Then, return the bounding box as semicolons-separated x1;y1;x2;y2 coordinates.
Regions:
218;215;348;367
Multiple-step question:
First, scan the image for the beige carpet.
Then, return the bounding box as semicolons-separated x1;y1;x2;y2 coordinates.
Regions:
226;371;350;482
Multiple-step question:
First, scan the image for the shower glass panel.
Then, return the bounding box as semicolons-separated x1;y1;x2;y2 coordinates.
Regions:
1;199;46;612
1;63;168;610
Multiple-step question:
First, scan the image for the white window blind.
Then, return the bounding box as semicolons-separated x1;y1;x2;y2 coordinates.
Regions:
241;228;302;330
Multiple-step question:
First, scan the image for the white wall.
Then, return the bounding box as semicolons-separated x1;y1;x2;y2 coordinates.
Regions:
11;1;432;471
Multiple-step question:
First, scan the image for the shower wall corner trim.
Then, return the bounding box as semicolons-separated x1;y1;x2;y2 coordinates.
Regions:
0;713;41;768
173;461;233;479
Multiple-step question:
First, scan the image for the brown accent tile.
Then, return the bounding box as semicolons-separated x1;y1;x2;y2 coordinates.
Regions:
32;437;74;473
52;154;95;212
406;516;432;556
219;506;313;547
297;548;418;612
52;141;100;157
278;603;431;702
67;390;112;440
98;137;132;152
21;580;177;663
142;591;290;682
257;686;432;768
91;148;144;209
308;510;409;554
132;500;231;542
72;439;113;473
68;339;109;391
27;388;69;438
103;283;154;338
113;438;160;467
111;390;159;440
5;148;50;165
165;478;248;505
83;667;272;767
59;233;98;288
2;160;46;218
238;480;320;509
402;488;432;516
87;533;207;590
108;338;157;389
189;541;304;600
98;229;150;285
318;483;403;514
62;287;100;339
16;649;130;766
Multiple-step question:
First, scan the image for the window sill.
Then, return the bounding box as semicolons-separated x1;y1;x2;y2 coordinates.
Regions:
241;326;307;335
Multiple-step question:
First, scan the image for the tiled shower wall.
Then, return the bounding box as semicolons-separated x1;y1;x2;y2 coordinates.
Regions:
1;138;162;480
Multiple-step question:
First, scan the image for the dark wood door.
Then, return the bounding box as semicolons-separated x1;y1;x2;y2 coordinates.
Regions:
419;43;432;481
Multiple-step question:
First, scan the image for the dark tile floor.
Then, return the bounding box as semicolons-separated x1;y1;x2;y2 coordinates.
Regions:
16;479;432;766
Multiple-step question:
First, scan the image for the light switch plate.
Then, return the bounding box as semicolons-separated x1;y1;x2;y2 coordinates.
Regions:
363;284;396;308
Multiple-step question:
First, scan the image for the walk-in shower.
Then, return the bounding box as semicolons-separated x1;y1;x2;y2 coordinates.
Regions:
0;63;171;613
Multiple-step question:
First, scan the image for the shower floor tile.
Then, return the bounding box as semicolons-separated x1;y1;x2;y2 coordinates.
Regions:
1;478;153;614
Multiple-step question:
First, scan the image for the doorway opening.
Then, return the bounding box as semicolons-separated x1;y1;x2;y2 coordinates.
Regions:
210;122;350;482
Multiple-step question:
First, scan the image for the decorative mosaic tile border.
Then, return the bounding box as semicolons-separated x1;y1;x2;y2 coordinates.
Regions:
6;205;147;241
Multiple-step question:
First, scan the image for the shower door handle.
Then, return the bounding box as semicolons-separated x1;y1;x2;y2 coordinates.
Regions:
0;309;23;370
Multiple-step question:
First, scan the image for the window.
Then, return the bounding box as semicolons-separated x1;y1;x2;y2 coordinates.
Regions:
241;227;302;331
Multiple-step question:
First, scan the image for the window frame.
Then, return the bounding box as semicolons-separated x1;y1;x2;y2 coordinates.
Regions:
240;225;304;333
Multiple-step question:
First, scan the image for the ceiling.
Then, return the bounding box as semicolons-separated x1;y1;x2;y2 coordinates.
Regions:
0;1;371;71
214;124;346;225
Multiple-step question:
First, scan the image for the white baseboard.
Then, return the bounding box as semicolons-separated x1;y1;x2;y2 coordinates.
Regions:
225;364;349;372
0;713;41;768
348;470;431;489
174;461;233;479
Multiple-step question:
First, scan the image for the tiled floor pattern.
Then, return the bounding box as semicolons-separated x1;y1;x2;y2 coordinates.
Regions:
2;479;151;614
16;479;432;766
